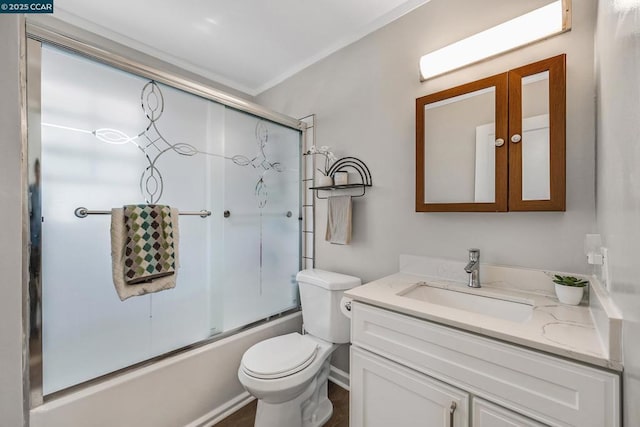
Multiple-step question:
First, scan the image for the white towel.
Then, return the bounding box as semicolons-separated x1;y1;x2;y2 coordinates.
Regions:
110;207;180;301
325;195;352;245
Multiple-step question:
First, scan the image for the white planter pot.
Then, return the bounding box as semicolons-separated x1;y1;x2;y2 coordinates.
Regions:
317;175;333;187
554;284;585;305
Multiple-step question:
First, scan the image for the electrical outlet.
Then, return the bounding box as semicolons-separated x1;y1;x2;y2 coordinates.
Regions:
601;247;610;291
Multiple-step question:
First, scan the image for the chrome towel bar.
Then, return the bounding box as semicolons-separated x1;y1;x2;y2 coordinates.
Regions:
74;207;212;219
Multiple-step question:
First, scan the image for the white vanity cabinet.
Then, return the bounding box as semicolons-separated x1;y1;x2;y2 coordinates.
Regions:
351;347;468;427
350;302;621;427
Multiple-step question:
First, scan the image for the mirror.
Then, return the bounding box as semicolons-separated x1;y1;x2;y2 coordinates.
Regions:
521;71;550;200
416;55;565;212
424;86;495;203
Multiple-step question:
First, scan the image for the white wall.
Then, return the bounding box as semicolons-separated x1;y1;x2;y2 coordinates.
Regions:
257;0;598;283
0;15;27;427
594;0;640;424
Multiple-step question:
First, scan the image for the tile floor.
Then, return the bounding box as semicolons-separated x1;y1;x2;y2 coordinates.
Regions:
214;382;349;427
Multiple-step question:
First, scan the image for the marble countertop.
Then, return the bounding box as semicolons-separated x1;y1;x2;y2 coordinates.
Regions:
345;270;623;371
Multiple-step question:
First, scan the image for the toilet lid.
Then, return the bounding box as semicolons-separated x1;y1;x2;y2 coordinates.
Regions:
241;333;318;379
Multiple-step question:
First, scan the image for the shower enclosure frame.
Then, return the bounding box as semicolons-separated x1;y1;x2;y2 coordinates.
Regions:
25;20;308;409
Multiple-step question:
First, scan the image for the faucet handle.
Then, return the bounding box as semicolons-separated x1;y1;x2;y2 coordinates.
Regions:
468;248;480;260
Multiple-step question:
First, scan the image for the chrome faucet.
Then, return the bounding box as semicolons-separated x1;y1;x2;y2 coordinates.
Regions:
464;248;481;288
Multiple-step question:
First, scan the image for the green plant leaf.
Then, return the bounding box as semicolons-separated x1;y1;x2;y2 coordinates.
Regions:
552;274;588;287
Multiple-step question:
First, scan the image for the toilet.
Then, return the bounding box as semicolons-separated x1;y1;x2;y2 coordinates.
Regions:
238;269;361;427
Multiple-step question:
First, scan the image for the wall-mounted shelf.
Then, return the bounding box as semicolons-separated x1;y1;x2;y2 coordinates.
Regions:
309;183;372;198
311;156;373;199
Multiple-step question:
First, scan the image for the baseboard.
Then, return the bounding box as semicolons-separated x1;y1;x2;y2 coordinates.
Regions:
186;391;255;427
328;365;350;391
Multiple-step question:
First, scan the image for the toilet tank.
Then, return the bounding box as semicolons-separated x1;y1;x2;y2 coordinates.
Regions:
296;269;361;344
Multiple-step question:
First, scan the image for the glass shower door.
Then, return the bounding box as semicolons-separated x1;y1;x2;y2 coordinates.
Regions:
38;43;301;395
40;45;214;394
221;110;300;331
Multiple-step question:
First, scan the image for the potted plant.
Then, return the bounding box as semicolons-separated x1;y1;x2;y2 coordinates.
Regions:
305;145;337;187
552;275;588;305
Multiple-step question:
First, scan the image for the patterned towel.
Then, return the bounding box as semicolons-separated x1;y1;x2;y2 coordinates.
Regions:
123;204;176;284
111;208;179;301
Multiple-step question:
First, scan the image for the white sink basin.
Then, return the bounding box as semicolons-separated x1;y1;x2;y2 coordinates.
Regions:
398;283;533;323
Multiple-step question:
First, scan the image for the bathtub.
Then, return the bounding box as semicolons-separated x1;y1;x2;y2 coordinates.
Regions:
30;312;302;427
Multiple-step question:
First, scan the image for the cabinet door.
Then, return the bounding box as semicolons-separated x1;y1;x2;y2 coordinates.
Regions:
473;399;548;427
351;347;469;427
415;72;509;212
508;54;566;211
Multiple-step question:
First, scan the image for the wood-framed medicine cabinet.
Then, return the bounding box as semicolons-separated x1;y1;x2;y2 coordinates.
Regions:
415;54;566;212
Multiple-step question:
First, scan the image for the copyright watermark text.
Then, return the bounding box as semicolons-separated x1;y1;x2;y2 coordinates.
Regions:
0;0;54;13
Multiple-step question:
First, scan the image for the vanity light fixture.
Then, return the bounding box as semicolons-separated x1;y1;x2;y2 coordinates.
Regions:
419;0;571;81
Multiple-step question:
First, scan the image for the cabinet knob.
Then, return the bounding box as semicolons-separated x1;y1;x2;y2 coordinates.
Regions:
511;134;522;143
495;138;505;147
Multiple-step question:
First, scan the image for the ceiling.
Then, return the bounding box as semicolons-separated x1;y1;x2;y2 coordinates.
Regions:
52;0;431;96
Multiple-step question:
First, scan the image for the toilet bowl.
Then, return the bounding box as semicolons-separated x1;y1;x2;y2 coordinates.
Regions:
237;269;361;427
238;333;336;426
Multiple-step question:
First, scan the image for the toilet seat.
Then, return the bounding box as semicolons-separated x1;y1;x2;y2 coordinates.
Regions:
241;333;319;380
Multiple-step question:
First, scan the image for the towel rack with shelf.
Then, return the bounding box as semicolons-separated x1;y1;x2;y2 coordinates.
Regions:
309;183;371;199
310;156;373;200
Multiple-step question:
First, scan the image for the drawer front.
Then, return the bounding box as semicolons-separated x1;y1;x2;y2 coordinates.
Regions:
351;302;620;427
473;398;548;427
351;347;469;427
